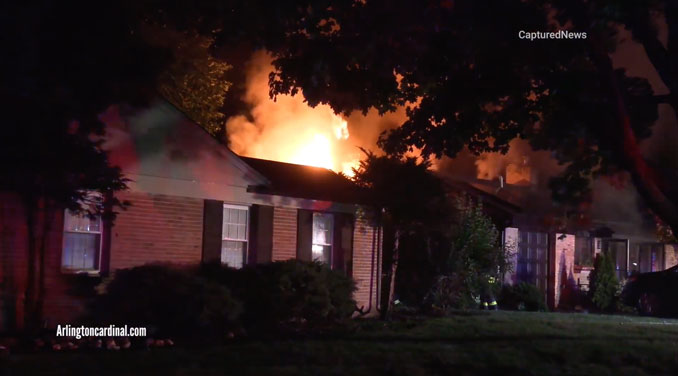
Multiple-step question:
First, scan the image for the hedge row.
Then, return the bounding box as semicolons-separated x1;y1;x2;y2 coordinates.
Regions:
86;260;357;341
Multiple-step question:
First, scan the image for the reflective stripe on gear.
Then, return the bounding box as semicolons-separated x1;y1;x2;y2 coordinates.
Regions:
483;302;488;307
489;301;498;306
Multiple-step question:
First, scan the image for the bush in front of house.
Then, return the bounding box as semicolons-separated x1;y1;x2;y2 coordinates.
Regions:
498;282;547;311
421;196;513;313
423;274;478;312
198;260;357;332
89;264;242;340
589;253;620;312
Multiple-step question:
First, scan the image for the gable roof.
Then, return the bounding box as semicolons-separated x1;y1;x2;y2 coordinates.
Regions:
239;156;364;204
103;100;270;189
442;178;522;214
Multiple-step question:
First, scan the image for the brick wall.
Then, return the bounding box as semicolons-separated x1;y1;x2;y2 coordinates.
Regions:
352;217;381;316
551;233;575;309
0;192;85;330
109;192;203;270
271;207;297;261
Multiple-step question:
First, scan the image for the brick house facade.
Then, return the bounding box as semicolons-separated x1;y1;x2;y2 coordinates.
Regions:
0;102;382;331
449;175;678;310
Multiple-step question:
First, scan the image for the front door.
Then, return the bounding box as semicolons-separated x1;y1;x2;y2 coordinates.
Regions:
517;231;549;292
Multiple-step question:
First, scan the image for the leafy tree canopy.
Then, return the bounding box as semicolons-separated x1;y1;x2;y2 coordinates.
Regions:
1;1;172;211
145;0;678;234
351;149;448;229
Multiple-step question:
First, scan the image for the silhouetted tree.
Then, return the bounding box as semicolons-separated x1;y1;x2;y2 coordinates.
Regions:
351;150;448;318
0;1;171;331
148;0;678;236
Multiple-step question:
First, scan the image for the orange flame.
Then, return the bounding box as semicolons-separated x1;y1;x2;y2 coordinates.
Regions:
227;51;360;176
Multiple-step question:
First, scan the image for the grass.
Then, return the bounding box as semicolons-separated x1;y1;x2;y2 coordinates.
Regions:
6;311;678;375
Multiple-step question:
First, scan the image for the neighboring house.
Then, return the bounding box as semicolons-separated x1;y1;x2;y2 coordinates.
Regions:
0;101;382;331
445;161;678;310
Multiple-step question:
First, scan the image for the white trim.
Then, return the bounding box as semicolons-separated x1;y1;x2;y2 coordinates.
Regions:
224;203;250;210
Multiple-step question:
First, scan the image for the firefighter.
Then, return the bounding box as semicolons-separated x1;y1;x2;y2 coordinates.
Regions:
480;275;498;310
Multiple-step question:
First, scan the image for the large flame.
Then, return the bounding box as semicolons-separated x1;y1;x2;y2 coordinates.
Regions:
227;51;361;176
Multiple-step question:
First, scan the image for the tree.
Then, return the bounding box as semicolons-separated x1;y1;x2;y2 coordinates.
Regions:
589;253;619;312
148;0;678;236
151;28;233;140
447;195;511;296
351;149;448;318
0;1;172;331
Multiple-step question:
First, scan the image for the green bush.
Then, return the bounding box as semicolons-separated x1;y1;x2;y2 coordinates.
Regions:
589;253;619;312
498;282;547;311
423;274;477;312
90;264;242;339
446;195;512;300
198;260;357;331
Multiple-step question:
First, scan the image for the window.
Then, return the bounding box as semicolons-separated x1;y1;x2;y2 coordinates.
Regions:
62;210;102;272
517;231;548;291
574;235;594;266
312;212;333;264
630;243;664;274
221;204;249;268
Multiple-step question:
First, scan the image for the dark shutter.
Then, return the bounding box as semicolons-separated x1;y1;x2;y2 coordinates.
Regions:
297;209;313;262
99;193;114;276
248;204;274;264
202;199;224;263
332;213;354;273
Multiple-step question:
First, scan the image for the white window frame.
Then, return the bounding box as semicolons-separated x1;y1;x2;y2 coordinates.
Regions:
312;212;334;265
221;203;249;268
61;209;103;274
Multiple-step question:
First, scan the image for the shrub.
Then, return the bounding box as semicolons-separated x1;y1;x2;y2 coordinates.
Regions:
498;282;547;311
589;253;619;312
423;274;477;313
89;264;242;340
198;260;357;331
446;195;512;300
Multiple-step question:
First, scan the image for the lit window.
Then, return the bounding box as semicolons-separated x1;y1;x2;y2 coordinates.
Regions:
312;213;333;264
62;210;102;272
221;204;249;268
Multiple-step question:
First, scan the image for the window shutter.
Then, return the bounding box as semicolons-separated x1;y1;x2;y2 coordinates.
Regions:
332;213;354;273
297;209;313;262
248;204;274;264
202;199;224;263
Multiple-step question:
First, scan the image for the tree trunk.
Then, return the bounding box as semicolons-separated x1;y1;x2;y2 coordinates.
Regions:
566;0;678;238
379;224;400;320
21;196;38;332
588;38;678;238
35;201;53;329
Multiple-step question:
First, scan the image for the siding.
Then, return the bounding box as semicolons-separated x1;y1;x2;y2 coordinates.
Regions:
271;207;297;261
109;192;203;269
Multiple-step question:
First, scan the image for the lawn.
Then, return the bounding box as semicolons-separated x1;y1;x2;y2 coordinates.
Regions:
6;311;678;375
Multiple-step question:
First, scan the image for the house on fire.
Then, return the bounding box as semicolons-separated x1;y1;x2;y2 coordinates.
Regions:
2;101;675;328
444;155;678;309
0;101;382;330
